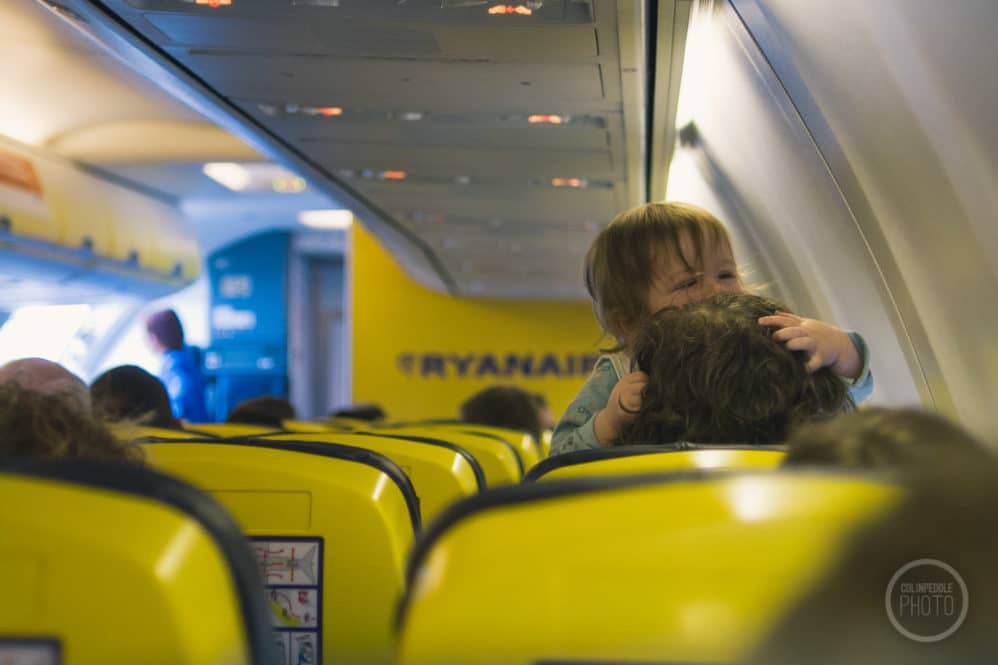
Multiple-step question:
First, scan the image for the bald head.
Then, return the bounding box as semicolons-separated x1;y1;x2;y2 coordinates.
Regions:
0;358;90;412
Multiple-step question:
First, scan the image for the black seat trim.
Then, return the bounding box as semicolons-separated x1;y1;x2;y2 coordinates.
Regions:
384;421;526;479
1;460;279;665
525;443;787;481
145;437;422;532
311;430;488;491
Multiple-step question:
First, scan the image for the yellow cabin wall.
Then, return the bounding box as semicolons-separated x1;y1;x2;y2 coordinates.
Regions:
351;224;605;421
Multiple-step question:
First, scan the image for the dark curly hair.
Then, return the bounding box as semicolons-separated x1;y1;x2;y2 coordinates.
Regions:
0;383;144;463
783;407;989;471
617;293;851;445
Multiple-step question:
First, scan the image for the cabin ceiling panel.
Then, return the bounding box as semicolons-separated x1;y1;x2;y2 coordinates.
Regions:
143;13;600;60
0;1;208;150
307;143;612;180
232;111;612;152
359;185;617;223
162;51;607;111
123;0;596;26
422;232;591;258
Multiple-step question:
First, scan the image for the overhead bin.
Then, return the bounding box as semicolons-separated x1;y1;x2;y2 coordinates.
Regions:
0;136;199;298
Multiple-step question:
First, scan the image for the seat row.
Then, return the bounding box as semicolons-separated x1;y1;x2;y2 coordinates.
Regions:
0;421;900;665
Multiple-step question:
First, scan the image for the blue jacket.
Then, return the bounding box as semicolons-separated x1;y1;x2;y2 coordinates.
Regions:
161;346;210;423
551;332;875;456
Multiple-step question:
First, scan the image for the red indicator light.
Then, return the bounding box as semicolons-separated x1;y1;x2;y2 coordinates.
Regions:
195;0;232;6
382;171;407;180
317;107;343;116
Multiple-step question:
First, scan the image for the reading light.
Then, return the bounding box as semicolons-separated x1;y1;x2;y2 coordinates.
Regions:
528;114;565;124
488;4;533;15
551;177;586;188
298;209;353;230
272;177;307;193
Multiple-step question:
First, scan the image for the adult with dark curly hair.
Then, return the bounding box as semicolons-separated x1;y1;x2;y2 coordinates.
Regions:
0;382;144;462
617;293;851;446
783;407;989;471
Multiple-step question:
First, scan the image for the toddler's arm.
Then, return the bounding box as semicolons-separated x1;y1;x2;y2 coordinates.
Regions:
551;359;647;455
759;311;874;404
550;358;617;455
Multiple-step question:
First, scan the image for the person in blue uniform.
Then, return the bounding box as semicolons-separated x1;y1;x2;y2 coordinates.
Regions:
145;308;209;423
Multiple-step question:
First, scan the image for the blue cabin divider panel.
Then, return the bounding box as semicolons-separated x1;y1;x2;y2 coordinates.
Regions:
204;231;290;422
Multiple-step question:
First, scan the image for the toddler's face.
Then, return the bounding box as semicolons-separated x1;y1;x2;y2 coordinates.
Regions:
646;233;743;312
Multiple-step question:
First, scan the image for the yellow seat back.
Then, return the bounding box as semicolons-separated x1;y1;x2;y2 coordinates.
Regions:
0;461;275;665
528;445;786;481
380;426;522;486
145;439;419;665
281;420;347;434
439;423;541;471
398;471;901;665
264;432;484;521
189;423;285;438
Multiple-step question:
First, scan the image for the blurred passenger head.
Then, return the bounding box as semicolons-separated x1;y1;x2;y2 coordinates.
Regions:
145;308;185;352
331;403;387;422
783;407;990;472
0;357;90;413
460;385;543;445
618;293;850;446
749;456;998;664
0;382;143;463
227;395;295;428
90;365;179;429
585;202;741;344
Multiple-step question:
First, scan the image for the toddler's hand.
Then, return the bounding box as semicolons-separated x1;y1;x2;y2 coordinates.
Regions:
595;370;648;445
758;311;861;379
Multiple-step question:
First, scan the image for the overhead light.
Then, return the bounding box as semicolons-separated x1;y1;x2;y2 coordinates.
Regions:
282;104;343;117
203;163;252;191
381;170;407;180
489;4;533;15
272;177;307;193
528;114;566;124
299;210;353;230
551;177;587;188
192;0;232;6
204;162;310;193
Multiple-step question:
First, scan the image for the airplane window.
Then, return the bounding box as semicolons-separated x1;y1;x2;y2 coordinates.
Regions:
0;303;128;377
